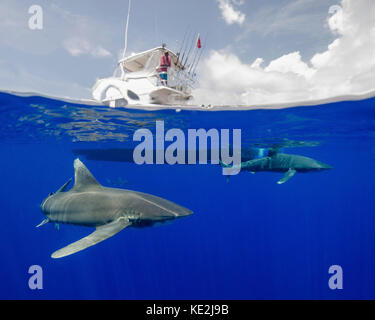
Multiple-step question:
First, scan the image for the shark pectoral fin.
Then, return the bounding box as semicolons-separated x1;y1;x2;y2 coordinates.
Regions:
51;218;131;259
36;218;49;228
277;169;297;184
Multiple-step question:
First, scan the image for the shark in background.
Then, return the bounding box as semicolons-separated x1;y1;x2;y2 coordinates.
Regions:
220;148;332;184
37;159;193;258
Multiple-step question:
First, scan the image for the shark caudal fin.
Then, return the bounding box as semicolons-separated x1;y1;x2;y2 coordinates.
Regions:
219;161;232;183
51;218;131;258
219;160;244;181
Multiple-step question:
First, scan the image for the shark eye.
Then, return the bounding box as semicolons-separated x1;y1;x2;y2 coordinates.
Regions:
49;192;53;196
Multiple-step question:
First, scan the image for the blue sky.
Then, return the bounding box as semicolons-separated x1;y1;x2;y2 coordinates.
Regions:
0;0;374;105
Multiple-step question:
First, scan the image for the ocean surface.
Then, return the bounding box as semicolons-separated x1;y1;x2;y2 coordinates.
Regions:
1;91;375;299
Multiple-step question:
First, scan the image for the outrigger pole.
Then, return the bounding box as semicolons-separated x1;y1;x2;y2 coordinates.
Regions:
188;33;201;74
190;33;207;76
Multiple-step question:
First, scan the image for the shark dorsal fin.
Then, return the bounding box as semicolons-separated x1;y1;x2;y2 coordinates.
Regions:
268;148;279;157
72;158;102;192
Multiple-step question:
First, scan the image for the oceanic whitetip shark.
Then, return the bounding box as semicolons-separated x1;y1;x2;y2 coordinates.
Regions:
38;159;193;258
220;149;332;184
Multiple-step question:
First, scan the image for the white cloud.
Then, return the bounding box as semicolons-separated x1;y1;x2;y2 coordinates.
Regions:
310;38;340;69
51;4;112;58
250;58;264;69
327;5;345;35
63;38;111;58
217;0;245;25
195;0;375;105
194;51;311;105
265;51;315;79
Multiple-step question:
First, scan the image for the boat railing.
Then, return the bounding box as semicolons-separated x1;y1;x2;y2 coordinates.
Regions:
164;68;195;93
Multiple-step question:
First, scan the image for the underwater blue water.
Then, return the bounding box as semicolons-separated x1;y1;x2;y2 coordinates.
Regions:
1;91;375;299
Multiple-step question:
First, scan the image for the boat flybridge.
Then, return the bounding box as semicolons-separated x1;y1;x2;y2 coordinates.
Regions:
92;46;195;108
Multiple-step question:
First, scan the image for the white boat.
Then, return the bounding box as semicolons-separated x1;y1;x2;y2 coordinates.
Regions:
92;46;195;108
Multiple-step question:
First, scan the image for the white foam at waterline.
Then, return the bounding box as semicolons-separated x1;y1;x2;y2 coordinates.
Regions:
1;88;375;111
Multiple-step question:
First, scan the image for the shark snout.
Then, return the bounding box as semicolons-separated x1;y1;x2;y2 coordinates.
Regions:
157;204;193;219
131;191;193;221
176;207;193;217
40;193;53;214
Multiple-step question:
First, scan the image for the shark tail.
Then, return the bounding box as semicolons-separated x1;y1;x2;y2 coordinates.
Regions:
219;160;233;183
219;160;230;168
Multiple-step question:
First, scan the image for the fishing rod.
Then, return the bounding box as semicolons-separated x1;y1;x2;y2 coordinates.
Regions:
182;31;196;69
177;27;189;57
191;46;204;77
179;29;193;69
175;27;189;70
174;27;191;90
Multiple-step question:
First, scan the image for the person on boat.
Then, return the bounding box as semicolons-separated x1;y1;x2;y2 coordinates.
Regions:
158;50;171;86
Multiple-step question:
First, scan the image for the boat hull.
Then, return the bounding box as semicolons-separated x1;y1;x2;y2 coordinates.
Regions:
92;77;191;108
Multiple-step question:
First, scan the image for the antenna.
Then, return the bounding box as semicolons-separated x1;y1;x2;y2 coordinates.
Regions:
122;0;132;60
